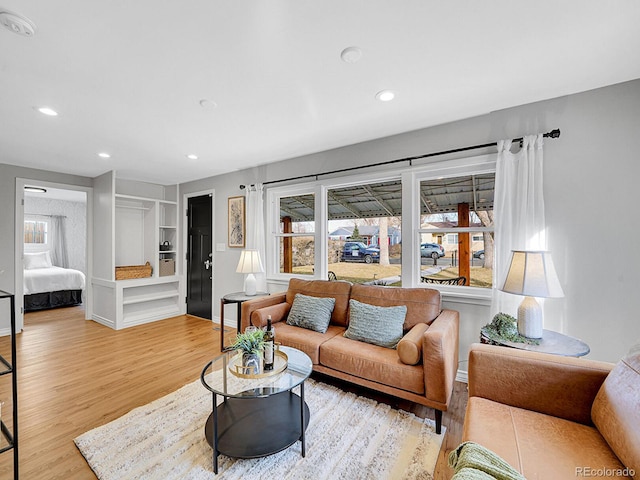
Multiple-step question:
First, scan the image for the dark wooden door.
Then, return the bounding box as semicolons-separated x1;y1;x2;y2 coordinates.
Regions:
187;195;212;319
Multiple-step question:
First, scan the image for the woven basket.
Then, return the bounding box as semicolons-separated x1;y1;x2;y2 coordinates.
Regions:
115;261;152;280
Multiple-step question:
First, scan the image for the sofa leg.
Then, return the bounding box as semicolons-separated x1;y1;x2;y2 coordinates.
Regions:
434;409;442;434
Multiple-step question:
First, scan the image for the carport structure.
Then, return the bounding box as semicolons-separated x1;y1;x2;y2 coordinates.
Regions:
278;173;495;281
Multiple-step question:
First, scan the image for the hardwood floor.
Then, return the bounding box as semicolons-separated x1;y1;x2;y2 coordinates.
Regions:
0;307;467;479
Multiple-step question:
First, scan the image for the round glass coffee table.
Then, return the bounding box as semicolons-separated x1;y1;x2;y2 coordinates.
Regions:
200;346;313;474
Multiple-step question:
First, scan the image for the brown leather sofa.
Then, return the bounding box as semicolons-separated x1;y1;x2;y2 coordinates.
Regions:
241;278;460;434
462;343;640;479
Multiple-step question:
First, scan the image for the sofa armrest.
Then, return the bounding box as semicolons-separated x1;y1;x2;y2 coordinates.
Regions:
423;309;460;408
240;292;287;331
468;343;614;425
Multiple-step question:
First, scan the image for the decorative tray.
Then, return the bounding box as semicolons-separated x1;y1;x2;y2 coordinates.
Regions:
228;349;288;379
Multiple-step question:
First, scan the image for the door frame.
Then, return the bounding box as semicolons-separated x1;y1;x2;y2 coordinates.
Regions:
14;178;93;331
182;189;215;321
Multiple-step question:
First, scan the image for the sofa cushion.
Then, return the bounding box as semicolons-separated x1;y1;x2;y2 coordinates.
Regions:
250;302;291;328
350;284;441;330
275;323;344;364
320;334;425;395
286;293;335;333
397;323;429;365
286;278;352;327
343;299;406;348
463;397;629;479
591;343;640;476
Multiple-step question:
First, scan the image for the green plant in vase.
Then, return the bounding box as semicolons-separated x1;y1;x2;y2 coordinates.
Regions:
230;328;265;374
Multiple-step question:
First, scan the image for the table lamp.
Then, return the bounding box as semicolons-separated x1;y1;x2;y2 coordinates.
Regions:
500;250;564;338
236;249;264;296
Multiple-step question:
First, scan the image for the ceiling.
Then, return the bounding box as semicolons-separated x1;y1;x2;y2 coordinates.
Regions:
1;1;640;186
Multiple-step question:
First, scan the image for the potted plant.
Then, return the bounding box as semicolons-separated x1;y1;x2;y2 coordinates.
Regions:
229;328;265;375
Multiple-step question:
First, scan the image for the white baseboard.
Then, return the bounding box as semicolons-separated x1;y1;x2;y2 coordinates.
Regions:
91;314;115;329
456;369;468;384
0;328;11;337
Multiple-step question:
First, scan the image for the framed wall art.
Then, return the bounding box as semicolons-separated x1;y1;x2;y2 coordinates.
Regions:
228;195;246;248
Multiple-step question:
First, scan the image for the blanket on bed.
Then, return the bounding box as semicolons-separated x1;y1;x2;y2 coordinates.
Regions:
24;266;86;295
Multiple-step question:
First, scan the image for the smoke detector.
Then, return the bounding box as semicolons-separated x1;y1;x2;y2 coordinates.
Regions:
0;10;36;37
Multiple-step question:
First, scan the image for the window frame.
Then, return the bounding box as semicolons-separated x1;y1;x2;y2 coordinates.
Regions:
267;184;322;282
266;154;495;304
23;216;50;251
406;154;496;302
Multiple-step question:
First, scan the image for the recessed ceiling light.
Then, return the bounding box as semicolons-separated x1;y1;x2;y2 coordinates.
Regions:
199;99;217;109
35;106;58;116
98;152;111;159
186;154;198;160
375;90;395;102
24;186;47;193
340;46;362;63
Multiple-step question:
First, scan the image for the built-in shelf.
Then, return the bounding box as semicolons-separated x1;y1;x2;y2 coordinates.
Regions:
92;174;183;330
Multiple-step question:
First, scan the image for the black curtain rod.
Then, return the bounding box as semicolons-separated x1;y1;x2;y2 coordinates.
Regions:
239;128;560;190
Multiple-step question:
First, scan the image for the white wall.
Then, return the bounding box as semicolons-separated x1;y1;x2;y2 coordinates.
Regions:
24;197;87;274
180;78;640;369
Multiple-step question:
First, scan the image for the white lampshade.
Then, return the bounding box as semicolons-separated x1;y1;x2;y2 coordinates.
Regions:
236;249;264;274
500;250;564;338
236;250;264;296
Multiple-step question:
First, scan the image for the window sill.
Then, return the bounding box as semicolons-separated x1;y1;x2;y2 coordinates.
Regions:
438;287;492;306
268;276;493;306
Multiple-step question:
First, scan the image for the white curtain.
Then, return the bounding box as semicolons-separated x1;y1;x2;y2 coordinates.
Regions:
245;184;267;292
491;134;547;315
50;215;69;268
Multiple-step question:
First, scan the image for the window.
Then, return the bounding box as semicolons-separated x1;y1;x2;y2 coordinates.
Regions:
328;179;402;285
274;192;315;276
24;220;48;244
418;171;495;289
267;154;496;299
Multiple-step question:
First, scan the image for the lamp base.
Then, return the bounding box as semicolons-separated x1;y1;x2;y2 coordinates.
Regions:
517;296;543;339
244;273;257;296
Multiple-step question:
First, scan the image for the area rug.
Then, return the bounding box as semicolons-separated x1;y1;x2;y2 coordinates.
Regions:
75;378;444;480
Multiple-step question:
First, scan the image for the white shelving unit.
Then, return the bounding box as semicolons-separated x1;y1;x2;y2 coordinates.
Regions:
91;172;183;330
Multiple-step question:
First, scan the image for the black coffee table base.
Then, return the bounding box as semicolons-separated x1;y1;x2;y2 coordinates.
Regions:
205;390;310;472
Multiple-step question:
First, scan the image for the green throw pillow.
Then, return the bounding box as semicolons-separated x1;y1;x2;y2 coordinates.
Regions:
286;293;336;333
344;299;406;349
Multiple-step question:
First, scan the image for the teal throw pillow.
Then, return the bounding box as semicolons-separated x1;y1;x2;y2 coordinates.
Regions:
344;299;407;349
286;293;336;333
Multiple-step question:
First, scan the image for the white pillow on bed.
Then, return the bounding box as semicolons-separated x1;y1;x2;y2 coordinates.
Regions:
24;251;53;269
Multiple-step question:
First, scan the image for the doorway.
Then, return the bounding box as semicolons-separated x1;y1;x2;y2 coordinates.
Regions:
15;178;93;331
185;193;214;319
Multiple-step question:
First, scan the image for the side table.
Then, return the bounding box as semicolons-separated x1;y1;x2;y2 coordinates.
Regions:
480;328;590;357
220;291;269;351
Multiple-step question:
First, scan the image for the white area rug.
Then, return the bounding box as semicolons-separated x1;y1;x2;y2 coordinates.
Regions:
75;378;444;480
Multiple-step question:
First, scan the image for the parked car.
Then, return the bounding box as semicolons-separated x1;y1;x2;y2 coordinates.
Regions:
473;250;485;259
420;243;445;259
340;241;380;264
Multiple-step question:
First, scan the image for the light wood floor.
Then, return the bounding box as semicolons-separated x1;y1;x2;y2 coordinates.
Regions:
0;307;467;479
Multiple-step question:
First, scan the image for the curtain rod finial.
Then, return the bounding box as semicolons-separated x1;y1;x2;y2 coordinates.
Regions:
547;128;560;138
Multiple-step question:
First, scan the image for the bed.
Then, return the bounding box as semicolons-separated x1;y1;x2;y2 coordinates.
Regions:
23;252;86;311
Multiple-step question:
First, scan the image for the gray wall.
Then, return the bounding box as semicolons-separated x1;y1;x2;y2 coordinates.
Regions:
0;164;92;328
180;78;640;368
